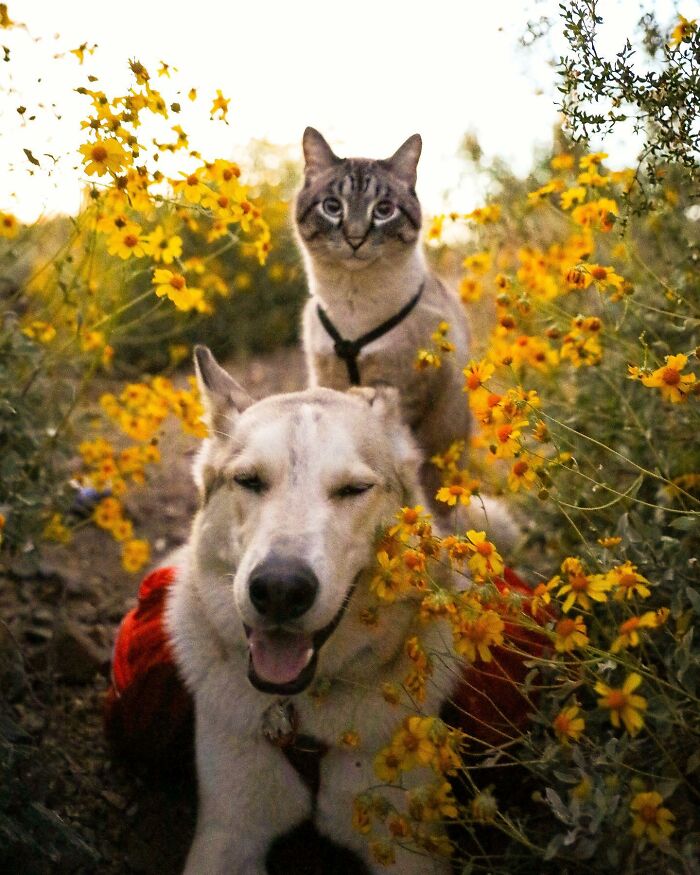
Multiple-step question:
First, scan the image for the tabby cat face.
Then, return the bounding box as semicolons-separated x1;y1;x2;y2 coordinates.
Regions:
295;128;422;271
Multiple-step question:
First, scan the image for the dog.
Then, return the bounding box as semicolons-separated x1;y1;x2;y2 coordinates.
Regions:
165;346;457;874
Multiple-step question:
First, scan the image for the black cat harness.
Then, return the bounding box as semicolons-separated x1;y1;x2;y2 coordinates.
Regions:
316;281;425;386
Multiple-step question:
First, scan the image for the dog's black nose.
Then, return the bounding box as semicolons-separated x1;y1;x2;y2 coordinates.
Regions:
248;557;319;622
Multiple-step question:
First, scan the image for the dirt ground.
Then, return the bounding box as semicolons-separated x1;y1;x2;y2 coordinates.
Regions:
0;346;307;875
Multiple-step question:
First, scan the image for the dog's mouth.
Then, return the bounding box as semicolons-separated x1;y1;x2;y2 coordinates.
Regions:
244;576;359;695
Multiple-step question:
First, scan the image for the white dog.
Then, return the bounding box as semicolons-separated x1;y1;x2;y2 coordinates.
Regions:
166;347;456;874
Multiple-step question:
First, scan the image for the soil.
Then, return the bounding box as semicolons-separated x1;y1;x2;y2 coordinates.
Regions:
0;346;307;875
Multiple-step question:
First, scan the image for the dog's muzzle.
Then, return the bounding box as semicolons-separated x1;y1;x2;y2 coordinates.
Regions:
244;560;358;696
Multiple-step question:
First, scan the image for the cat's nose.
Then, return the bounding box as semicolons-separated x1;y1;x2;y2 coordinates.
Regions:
346;235;364;250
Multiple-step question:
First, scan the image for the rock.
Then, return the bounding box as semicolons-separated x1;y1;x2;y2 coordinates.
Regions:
0;623;26;700
52;618;109;683
101;789;127;810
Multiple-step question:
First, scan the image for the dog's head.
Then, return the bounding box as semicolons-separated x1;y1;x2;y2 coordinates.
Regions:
190;346;423;695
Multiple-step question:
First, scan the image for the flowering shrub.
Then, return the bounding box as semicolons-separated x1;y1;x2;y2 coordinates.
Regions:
0;9;305;573
350;19;699;865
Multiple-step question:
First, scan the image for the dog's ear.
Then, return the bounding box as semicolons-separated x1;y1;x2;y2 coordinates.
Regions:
194;345;253;436
351;385;424;504
302;127;341;177
381;134;422;188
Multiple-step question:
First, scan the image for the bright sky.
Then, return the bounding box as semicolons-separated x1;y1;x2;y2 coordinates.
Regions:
0;0;680;221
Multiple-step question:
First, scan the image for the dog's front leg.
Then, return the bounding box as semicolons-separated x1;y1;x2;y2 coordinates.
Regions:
184;726;312;875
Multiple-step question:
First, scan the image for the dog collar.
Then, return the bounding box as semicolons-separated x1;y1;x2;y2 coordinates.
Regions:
262;698;327;804
316;281;425;386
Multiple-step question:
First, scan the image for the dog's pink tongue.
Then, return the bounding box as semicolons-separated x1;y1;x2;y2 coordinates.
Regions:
248;630;313;685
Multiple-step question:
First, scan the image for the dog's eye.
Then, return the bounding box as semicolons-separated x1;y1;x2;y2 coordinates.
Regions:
373;200;396;222
334;483;374;499
233;473;266;493
321;197;343;219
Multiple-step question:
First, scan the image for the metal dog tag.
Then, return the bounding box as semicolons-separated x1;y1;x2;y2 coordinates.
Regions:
261;698;298;748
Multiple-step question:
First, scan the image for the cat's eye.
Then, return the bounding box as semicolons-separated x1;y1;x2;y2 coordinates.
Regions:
321;197;343;219
373;200;397;222
233;472;267;494
334;483;375;499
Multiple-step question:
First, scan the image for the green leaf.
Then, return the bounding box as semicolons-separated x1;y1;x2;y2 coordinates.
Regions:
669;516;698;532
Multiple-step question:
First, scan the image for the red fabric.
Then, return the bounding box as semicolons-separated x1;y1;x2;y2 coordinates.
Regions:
447;566;551;747
104;567;193;770
105;566;549;766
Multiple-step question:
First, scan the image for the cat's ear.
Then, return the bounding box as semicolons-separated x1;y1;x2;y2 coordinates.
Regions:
383;134;422;187
302;127;340;177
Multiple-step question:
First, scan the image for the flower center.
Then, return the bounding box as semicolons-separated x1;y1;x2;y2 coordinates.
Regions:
557;619;577;637
91;144;108;162
123;234;138;248
513;460;529;477
186;174;198;186
570;574;589;592
662;367;681;386
476;542;493;557
639;804;658;823
606;690;627;710
169;274;186;290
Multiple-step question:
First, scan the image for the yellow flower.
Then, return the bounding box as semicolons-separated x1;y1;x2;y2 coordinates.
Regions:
595;672;647;736
352;795;372;834
142;226;183;264
0;3;15;28
210;89;230;120
554;615;589;653
370;550;409;603
436;484;472;507
22;320;56;343
79;138;128;176
373;746;402;783
107;224;145;259
121;539;150;573
555;559;611;613
598;536;622;549
453;608;504;663
390;716;438;771
152;268;207;312
507;457;538;492
93;497;123;530
369;840;396;866
551;153;574;171
560;186;587;210
640;353;696;403
70;42;96;64
579;152;608;170
463;359;494;393
0;211;19;237
340;730;360;749
465;530;504;578
669;15;697;48
605;561;652;601
465;204;501;224
171;170;213;205
610;610;667;653
553;704;585;744
43;513;72;544
415;349;442;370
630;791;675;844
462;251;492;275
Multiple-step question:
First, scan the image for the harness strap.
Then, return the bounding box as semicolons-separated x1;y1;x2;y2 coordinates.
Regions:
316;281;425;386
279;734;328;808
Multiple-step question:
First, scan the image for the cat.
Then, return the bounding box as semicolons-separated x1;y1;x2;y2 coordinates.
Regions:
295;128;516;546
